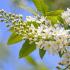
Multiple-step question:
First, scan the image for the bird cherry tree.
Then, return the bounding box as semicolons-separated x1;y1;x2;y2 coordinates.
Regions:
0;0;70;70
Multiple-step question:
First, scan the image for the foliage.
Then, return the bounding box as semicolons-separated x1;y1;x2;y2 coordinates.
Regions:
8;33;23;45
33;0;48;16
19;40;36;58
39;48;46;59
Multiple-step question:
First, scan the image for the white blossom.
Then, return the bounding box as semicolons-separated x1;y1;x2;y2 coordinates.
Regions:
61;8;70;25
0;9;70;60
26;16;36;22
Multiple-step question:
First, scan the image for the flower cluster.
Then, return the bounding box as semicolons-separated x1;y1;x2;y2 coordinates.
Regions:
57;51;70;70
61;8;70;26
0;9;70;53
0;8;70;69
0;9;22;27
13;16;70;54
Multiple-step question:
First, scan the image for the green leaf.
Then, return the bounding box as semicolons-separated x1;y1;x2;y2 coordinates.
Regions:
58;50;64;57
7;33;22;45
39;48;46;59
46;10;64;25
57;16;64;24
46;10;64;16
33;0;48;16
47;16;58;25
19;40;36;58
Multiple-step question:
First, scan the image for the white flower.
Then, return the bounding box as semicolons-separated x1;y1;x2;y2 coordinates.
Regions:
37;25;43;36
36;16;46;23
10;14;70;54
61;8;70;18
26;16;36;22
36;20;42;23
40;16;46;22
30;24;36;33
61;8;70;25
65;17;70;24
